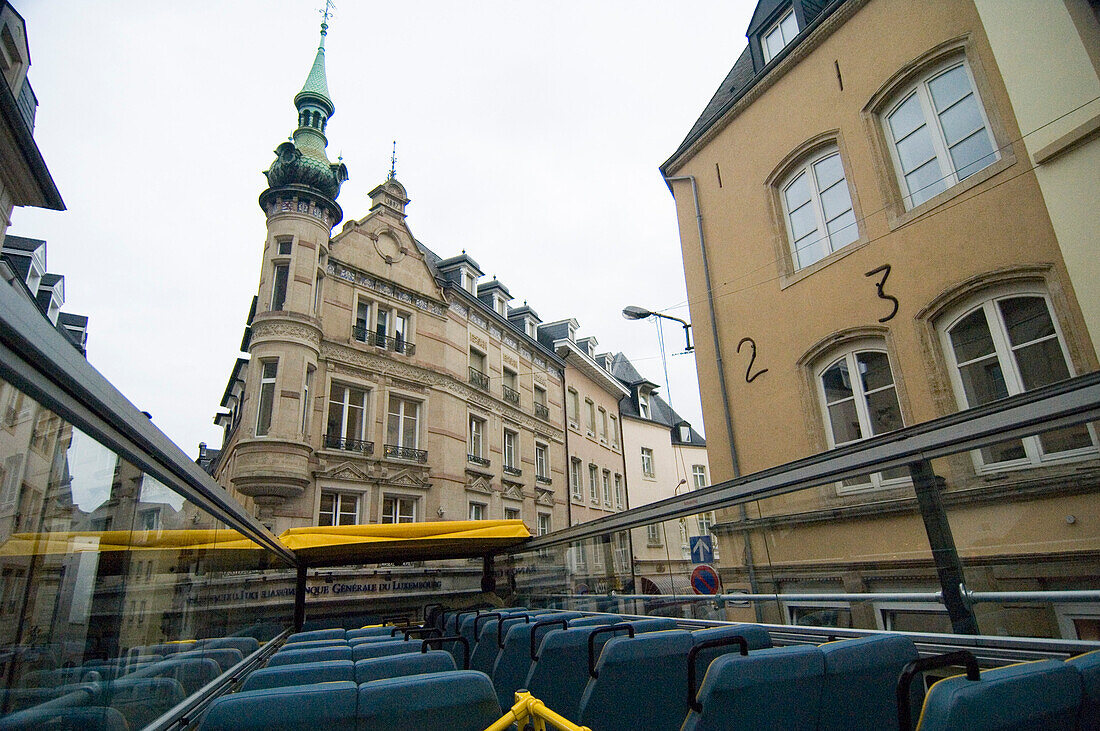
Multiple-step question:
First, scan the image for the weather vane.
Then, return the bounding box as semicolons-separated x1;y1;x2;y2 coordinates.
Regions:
319;0;336;42
389;140;397;179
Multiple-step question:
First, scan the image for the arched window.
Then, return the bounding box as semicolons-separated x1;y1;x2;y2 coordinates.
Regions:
815;342;907;492
779;145;859;270
881;56;998;209
939;288;1096;470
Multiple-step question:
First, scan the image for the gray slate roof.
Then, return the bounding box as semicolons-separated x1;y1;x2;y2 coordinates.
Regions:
609;352;705;446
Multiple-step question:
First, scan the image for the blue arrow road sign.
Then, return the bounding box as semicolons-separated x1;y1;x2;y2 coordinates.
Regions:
689;535;713;564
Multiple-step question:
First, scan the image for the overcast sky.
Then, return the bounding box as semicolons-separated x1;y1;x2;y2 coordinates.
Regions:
11;1;757;458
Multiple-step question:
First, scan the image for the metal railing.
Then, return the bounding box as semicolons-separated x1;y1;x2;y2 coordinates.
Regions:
503;464;522;476
534;402;550;420
502;384;520;404
536;474;552;485
468;453;490;466
384;444;428;463
352;326;415;356
485;691;591;731
469;367;490;390
323;434;374;454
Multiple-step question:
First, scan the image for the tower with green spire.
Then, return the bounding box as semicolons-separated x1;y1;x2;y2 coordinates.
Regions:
233;17;349;521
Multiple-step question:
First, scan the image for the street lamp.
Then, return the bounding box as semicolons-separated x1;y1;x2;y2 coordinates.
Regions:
622;306;693;352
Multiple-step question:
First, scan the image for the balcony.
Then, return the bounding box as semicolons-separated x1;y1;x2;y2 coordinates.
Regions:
536;474;552;485
534;402;549;420
352;326;416;356
323;434;374;454
384;444;428;463
467;454;490;467
502;385;520;404
469;367;490;391
503;464;522;477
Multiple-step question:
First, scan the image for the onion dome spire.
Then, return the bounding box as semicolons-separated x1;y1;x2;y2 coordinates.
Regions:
262;5;348;206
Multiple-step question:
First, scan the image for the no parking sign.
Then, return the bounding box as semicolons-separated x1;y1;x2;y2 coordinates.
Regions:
690;564;720;595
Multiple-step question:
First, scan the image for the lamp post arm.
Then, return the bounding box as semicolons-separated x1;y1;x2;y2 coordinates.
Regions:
652;312;694;352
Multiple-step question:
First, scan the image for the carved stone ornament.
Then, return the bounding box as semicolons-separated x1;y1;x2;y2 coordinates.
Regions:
450;301;469;318
382;466;431;490
502;484;525;501
535;488;555;506
314;461;372;482
251;320;322;346
466;474;493;494
470;333;488;350
327;260;446;316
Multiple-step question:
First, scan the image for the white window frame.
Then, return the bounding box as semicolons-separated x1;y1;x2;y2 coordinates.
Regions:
327;382;369;444
588;464;599;503
882;57;999;210
319;490;359;526
782;599;853;628
537;512;551;536
270;264;289;311
386;395;420;450
468;501;487;521
610;415;619;449
638;392;650;419
614;474;624;510
503;428;519;469
779;146;859;271
302;366;315;434
570;458;583;501
641;447;655;478
535;442;548;479
692;465;707;489
815;343;907;493
646;524;662;547
468;414;486;459
598;407;608;443
381;495;417;524
504;506;521;522
255;360;278;437
585;399;596;436
602;469;612;506
354;298;372;343
938;287;1097;472
567;388;579;427
761;7;799;64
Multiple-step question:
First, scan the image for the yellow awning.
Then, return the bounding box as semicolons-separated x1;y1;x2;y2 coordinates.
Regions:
0;520;531;567
281;520;531;567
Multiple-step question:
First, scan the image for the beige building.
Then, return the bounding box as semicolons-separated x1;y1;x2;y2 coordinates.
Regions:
662;0;1099;637
0;1;62;240
210;26;569;542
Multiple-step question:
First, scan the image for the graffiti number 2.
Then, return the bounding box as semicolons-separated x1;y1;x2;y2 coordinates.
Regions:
737;337;768;383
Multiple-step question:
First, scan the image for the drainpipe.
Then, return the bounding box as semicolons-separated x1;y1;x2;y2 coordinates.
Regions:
664;175;761;619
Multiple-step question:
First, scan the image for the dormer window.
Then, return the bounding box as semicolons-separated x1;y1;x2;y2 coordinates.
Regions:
762;8;798;64
638;392;650;419
679;424;691;443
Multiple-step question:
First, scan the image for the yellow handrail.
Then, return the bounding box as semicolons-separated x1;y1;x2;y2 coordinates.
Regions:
483;691;592;731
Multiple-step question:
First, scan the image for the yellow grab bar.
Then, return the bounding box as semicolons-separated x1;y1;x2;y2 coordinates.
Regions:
483;690;592;731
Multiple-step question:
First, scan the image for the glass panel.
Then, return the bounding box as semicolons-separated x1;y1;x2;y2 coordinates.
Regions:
812;152;844;191
821;359;853;403
1000;297;1055;347
905;158;948;206
780;11;798;41
827;399;862;444
895;128;938;176
949;127;996;180
326;385;344;440
0;379;294;727
857;351;893;392
788;201;818;243
783;172;812;211
346;387;366;441
795;233;830;269
818;179;853;225
865;387;903;436
1038;425;1094;454
949;308;996;364
1014;339;1071;390
937;92;983;147
958;357;1010;406
887;93;925;141
927;64;971;112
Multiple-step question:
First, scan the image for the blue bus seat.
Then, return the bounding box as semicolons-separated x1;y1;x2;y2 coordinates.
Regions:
0;706;128;731
689;624;773;681
524;626;632;720
240;659;355;692
916;659;1081;730
350;640;420;662
99;676;187;729
681;644;825;730
128;656;221;694
489;613;582;710
356;670;501;731
354;650;456;684
469;615;530;675
625;617;679;633
577;629;695;730
199;680;359;731
566;615;620;628
1068;650;1100;731
176;647;243;672
203;636;260;655
268;645;352;666
818;633;920;731
0;686;66;712
286;629;346;644
345;626;393;641
276;638;347;651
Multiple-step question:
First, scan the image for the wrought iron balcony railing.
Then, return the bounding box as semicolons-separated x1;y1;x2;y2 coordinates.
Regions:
534;402;549;420
469;367;490;391
323;434;374;454
384;444;428;463
536;474;552;485
503;464;522;476
502;385;520;404
352;326;415;356
467;454;490;467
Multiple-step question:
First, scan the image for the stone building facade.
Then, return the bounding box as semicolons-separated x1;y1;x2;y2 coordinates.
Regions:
662;0;1099;637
